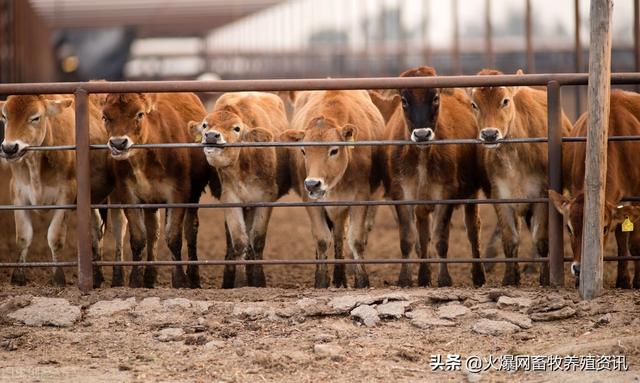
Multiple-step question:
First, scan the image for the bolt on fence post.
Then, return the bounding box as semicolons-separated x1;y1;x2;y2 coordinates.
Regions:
547;81;565;287
75;89;93;292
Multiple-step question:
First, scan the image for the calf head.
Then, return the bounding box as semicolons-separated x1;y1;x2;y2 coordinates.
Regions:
468;69;523;148
102;93;153;160
398;66;441;144
189;106;274;168
0;96;72;162
549;190;640;278
281;116;356;199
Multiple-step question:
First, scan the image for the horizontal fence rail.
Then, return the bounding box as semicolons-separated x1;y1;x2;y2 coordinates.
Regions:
1;73;639;291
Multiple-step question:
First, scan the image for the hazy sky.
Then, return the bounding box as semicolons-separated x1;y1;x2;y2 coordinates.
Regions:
206;0;636;51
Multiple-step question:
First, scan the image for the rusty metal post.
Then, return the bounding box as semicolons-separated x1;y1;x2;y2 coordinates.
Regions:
547;81;564;287
75;89;93;292
525;0;535;73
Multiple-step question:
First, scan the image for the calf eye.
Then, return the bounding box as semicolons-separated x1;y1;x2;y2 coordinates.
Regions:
102;115;109;123
401;97;408;109
502;98;510;108
566;224;573;236
328;147;339;156
471;101;478;110
433;94;440;105
300;148;306;156
136;112;144;119
603;226;609;235
202;122;207;129
233;125;241;133
30;116;40;123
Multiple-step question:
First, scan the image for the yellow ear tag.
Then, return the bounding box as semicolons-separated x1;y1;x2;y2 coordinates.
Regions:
622;217;634;232
195;133;202;143
347;136;355;150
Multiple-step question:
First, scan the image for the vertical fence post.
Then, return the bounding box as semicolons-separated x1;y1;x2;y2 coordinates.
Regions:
525;0;535;73
581;0;613;300
634;0;639;92
547;81;564;287
75;89;92;292
574;0;583;117
485;0;494;68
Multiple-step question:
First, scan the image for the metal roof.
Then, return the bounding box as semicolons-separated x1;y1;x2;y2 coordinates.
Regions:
28;0;283;36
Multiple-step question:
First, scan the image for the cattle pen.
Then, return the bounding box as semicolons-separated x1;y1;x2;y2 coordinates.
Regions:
0;72;639;294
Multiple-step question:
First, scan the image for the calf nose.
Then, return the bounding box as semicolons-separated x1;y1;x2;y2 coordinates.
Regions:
304;178;322;191
571;263;580;277
1;142;19;155
480;128;499;142
411;128;434;142
204;131;221;144
109;137;129;150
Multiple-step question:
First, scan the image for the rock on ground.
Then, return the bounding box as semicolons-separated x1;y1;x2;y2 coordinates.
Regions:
350;304;379;327
437;303;470;320
478;308;532;329
376;301;410;319
407;309;456;329
496;296;532;312
87;298;137;318
530;306;577;321
313;343;344;360
155;327;185;342
472;319;520;336
7;297;80;327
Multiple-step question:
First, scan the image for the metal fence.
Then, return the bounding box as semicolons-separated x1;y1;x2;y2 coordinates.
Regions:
1;72;640;292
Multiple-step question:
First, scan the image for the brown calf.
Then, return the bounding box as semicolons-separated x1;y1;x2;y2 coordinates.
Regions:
383;66;490;287
469;69;572;286
281;90;386;288
550;90;640;288
190;92;290;288
103;92;219;288
0;95;122;287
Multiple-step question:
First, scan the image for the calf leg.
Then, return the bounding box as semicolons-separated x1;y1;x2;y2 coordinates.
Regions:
183;208;201;288
248;207;273;287
221;221;236;289
630;230;640;289
12;209;33;286
483;225;501;272
495;205;520;286
415;205;432;287
306;206;333;288
464;204;485;287
615;226;631;289
396;204;417;287
223;207;249;288
110;208;127;287
432;204;454;287
90;209;106;288
165;208;187;288
144;209;160;288
124;208;146;288
348;205;370;288
331;208;349;288
47;209;68;286
530;202;550;286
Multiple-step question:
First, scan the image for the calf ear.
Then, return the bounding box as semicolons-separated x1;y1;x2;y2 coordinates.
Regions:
509;69;525;97
611;204;640;224
548;189;571;216
45;98;73;116
279;129;305;142
340;124;357;142
244;127;274;142
188;120;203;136
140;93;155;113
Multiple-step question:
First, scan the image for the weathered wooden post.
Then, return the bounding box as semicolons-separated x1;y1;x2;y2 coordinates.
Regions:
485;0;494;68
525;0;535;73
575;0;583;117
580;0;613;299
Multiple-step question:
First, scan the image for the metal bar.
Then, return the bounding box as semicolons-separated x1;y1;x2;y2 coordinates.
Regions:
0;255;636;268
547;81;564;287
74;89;93;292
3;73;640;96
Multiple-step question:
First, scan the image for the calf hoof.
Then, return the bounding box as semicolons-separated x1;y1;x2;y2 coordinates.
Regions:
111;266;125;287
354;273;370;289
93;266;105;289
11;269;27;286
171;269;189;289
144;266;157;289
397;267;412;288
187;265;201;289
52;267;66;287
249;266;266;288
129;267;144;288
222;267;236;289
314;270;330;289
333;266;347;288
502;270;521;286
471;264;486;287
437;273;453;288
616;274;632;289
417;264;431;287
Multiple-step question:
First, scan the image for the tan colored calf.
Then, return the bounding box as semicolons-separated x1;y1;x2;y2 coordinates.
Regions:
281;90;386;288
190;92;290;288
469;69;572;286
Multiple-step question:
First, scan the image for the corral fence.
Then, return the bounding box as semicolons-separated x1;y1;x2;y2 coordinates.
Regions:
1;73;640;292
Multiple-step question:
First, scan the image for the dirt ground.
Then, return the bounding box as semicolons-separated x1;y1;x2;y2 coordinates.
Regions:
0;168;639;382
